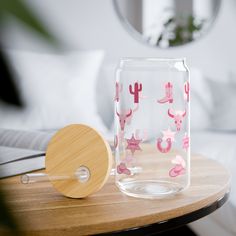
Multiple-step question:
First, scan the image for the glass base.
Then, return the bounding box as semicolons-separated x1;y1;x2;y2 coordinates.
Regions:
117;180;184;199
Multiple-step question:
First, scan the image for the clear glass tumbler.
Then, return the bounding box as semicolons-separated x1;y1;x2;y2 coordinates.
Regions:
114;58;190;199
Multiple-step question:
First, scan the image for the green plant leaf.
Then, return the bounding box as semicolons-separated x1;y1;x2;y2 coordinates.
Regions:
0;0;57;45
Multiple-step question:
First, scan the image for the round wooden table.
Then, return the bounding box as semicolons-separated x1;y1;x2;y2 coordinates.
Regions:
0;154;230;235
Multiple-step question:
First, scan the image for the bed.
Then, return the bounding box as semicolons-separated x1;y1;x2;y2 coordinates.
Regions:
190;131;236;236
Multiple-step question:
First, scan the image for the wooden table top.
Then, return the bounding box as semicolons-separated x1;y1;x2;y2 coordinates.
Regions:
0;154;230;236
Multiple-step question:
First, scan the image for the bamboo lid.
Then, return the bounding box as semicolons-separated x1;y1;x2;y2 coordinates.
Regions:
45;124;113;198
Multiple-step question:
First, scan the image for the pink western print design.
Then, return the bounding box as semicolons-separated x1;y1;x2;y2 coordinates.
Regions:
126;104;139;125
126;134;142;155
156;128;175;153
129;82;142;103
114;82;123;102
117;162;131;175
182;133;189;151
162;127;176;142
157;138;172;153
157;127;176;153
116;78;189;177
168;109;186;131
158;82;173;104
169;155;186;177
116;109;132;131
184;81;190;102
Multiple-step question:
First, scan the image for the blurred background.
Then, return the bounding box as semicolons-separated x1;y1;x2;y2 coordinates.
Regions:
0;0;236;235
1;0;236;133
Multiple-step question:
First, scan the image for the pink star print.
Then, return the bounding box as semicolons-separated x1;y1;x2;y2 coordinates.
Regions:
126;134;142;155
162;127;176;142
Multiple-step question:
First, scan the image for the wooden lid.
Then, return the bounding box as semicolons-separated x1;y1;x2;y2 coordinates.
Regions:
45;124;113;198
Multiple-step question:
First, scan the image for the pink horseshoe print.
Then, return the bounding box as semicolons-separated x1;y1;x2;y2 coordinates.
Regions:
157;138;172;153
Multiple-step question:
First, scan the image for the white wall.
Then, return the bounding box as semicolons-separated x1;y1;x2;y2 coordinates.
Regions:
2;0;236;80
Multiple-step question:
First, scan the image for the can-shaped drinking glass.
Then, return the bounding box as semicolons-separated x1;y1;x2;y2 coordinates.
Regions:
114;58;190;199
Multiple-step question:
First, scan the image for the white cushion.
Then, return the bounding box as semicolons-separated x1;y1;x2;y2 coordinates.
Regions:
190;68;213;130
207;75;236;131
0;50;108;135
191;131;236;234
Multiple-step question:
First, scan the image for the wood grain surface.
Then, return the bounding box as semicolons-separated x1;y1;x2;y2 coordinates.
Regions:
45;124;113;198
0;154;230;236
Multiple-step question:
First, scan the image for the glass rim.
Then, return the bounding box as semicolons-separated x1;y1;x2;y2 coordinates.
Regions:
120;57;186;62
118;57;188;71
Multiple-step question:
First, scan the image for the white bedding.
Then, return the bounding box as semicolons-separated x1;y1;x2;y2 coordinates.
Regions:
190;131;236;236
0;50;108;136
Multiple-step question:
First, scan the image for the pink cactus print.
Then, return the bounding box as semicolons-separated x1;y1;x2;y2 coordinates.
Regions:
114;82;123;102
184;81;190;102
129;82;142;103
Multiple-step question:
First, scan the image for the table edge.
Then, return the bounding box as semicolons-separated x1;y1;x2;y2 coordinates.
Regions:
100;191;230;235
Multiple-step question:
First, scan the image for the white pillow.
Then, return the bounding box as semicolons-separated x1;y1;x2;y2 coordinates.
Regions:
190;68;213;130
96;62;116;129
207;76;236;131
0;50;108;135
